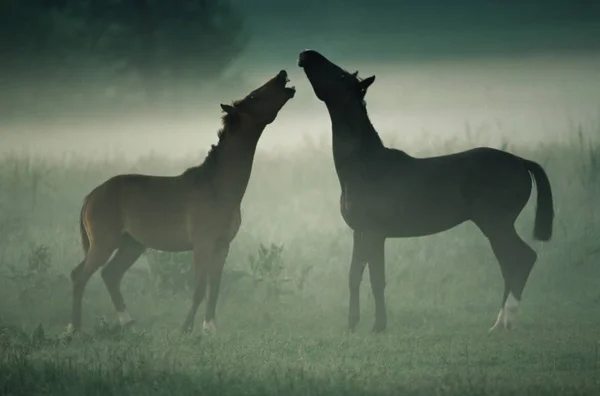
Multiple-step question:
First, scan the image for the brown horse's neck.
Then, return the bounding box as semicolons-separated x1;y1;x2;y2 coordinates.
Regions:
210;123;265;205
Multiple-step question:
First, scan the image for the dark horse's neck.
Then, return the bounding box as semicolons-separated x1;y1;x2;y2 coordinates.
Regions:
184;121;264;205
326;101;385;184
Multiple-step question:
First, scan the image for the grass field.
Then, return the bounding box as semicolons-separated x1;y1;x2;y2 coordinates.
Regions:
1;127;600;395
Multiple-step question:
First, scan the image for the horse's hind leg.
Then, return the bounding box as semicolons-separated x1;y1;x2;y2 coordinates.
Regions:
479;222;537;332
101;234;145;327
365;233;387;333
348;231;368;332
70;242;116;332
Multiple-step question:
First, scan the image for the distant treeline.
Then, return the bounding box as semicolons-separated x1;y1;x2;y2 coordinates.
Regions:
0;0;248;118
239;0;600;28
234;0;600;64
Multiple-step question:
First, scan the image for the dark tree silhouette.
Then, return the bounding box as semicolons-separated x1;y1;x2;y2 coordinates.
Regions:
0;0;248;115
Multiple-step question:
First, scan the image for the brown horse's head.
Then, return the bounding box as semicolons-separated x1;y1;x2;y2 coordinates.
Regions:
220;70;295;127
298;50;375;106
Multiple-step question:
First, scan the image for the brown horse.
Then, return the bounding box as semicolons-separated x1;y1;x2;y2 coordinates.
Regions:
68;70;296;334
298;50;554;333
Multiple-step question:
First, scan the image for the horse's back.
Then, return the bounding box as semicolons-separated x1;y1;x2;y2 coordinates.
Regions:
83;174;198;251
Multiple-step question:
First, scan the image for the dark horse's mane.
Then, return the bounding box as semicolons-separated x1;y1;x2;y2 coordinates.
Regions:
346;71;368;108
346;72;384;150
182;103;242;182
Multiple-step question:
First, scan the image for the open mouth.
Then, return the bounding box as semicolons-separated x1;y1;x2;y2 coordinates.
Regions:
284;76;296;98
277;71;296;98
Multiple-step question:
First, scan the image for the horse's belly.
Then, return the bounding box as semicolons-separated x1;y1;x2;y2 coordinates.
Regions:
384;216;467;238
341;199;467;238
127;224;192;252
123;209;192;252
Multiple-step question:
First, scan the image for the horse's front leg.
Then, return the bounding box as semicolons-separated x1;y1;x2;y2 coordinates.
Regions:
203;241;231;335
348;231;368;331
366;234;387;333
181;241;212;334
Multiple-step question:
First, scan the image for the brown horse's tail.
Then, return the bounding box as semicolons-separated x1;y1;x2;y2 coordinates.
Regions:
524;159;554;241
79;199;90;254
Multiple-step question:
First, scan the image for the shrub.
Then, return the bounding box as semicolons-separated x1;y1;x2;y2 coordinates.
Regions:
6;244;68;306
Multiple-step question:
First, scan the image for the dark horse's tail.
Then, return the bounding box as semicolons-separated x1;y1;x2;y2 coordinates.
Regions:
79;198;90;254
524;160;554;241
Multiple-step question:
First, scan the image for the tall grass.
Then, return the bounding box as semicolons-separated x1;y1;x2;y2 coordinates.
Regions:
1;126;600;395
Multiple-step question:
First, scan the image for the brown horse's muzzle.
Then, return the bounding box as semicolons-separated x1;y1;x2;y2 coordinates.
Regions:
275;70;296;98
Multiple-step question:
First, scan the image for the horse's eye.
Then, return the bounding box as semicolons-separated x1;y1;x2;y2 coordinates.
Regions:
249;95;255;100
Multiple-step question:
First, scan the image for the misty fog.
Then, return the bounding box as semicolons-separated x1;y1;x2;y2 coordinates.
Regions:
2;52;600;161
2;0;600;161
2;2;600;394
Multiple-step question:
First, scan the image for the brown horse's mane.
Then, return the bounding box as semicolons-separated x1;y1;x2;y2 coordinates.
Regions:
182;102;242;182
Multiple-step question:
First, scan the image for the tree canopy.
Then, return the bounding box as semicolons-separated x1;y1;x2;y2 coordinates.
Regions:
0;0;248;117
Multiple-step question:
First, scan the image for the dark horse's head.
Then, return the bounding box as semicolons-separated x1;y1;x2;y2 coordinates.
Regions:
298;50;375;107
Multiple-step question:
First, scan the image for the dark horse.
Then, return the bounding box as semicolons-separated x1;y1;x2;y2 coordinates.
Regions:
298;50;554;333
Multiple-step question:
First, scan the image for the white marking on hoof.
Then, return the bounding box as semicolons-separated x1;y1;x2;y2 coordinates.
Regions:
489;308;505;333
503;293;519;330
66;323;75;334
118;310;134;326
203;320;216;335
489;293;520;332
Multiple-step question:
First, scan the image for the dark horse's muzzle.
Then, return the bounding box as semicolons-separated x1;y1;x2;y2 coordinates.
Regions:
298;49;327;68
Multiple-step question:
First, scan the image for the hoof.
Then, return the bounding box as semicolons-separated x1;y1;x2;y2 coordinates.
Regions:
489;319;506;333
488;308;516;333
488;323;515;333
180;322;193;335
60;324;76;342
202;320;216;336
60;324;91;343
118;311;135;328
64;323;80;337
121;319;136;329
371;321;387;334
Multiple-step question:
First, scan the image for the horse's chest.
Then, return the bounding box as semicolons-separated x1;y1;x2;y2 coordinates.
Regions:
224;209;242;242
339;189;396;230
187;202;242;246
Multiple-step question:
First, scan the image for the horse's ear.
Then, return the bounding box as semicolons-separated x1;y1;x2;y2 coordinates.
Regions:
359;75;376;91
352;71;359;78
220;104;237;115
